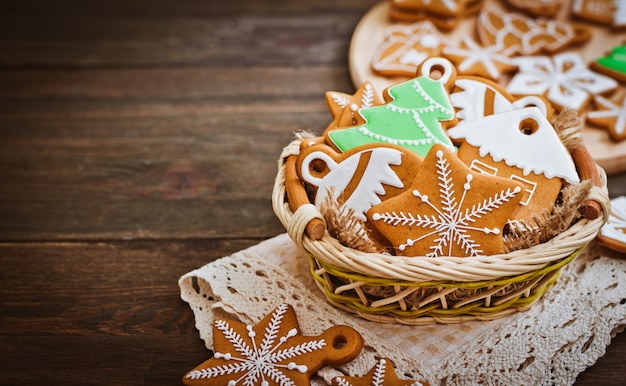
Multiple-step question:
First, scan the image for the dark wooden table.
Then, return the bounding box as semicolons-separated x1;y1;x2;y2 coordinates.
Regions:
1;1;625;384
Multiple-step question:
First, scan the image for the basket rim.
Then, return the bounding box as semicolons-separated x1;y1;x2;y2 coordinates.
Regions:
273;139;610;283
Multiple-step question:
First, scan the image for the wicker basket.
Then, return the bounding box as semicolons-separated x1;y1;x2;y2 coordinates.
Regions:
272;139;611;324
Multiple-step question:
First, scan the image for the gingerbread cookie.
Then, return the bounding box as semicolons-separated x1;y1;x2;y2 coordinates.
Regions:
389;0;485;31
450;76;553;124
332;358;428;386
371;21;447;78
597;196;626;254
590;45;626;83
324;81;382;135
183;304;364;386
504;0;562;17
447;106;579;226
296;142;422;222
476;5;590;56
506;52;618;113
368;144;524;257
571;0;626;29
442;36;517;82
327;57;456;158
587;92;626;142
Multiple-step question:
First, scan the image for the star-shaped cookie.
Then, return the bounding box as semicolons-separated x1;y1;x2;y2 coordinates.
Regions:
442;37;517;82
324;81;382;136
368;144;524;257
182;304;364;386
587;93;626;142
332;358;428;386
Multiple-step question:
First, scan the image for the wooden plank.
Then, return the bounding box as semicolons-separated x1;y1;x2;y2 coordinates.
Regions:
0;64;360;241
0;239;258;385
0;0;379;67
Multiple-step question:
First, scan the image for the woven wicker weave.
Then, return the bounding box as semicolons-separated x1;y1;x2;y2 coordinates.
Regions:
272;139;610;324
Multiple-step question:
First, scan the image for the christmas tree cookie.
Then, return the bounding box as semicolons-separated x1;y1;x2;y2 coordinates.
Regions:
590;44;626;84
368;144;524;257
328;57;456;158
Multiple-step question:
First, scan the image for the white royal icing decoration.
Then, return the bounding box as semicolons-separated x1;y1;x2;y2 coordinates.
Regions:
507;53;617;111
600;196;626;245
443;37;515;80
588;95;626;138
371;149;522;257
372;21;446;75
450;78;549;123
447;107;580;184
299;147;405;221
185;304;322;385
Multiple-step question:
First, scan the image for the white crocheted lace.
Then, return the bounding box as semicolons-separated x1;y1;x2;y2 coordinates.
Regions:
179;233;626;385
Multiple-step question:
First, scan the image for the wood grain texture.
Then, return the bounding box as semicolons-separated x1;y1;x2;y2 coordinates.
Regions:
0;0;625;385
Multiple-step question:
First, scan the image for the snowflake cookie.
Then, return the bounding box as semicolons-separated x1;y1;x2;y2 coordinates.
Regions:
597;196;626;254
506;52;618;113
182;304;364;386
587;92;626;142
332;358;428;386
367;144;524;257
328;57;456;158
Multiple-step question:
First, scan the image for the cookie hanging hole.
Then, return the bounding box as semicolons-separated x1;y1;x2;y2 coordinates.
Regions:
310;159;329;176
420;57;453;85
332;334;348;350
520;118;539;135
428;64;445;81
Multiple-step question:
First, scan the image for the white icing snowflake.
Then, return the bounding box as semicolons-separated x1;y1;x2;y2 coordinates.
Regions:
185;304;325;386
506;52;617;111
442;37;515;80
371;149;521;257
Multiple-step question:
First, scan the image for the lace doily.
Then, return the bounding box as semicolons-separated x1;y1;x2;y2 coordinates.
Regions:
179;233;626;385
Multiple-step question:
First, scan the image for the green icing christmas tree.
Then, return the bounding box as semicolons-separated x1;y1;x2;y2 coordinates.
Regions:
328;75;455;158
596;45;626;77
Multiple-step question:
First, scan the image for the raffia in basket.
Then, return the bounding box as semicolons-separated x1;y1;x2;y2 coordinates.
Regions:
272;138;611;324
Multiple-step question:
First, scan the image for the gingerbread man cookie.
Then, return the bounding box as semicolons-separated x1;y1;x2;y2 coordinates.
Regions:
328;57;456;158
368;144;524;257
597;196;626;254
447;106;579;226
182;304;364;386
372;21;447;78
507;52;618;113
332;358;428;386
